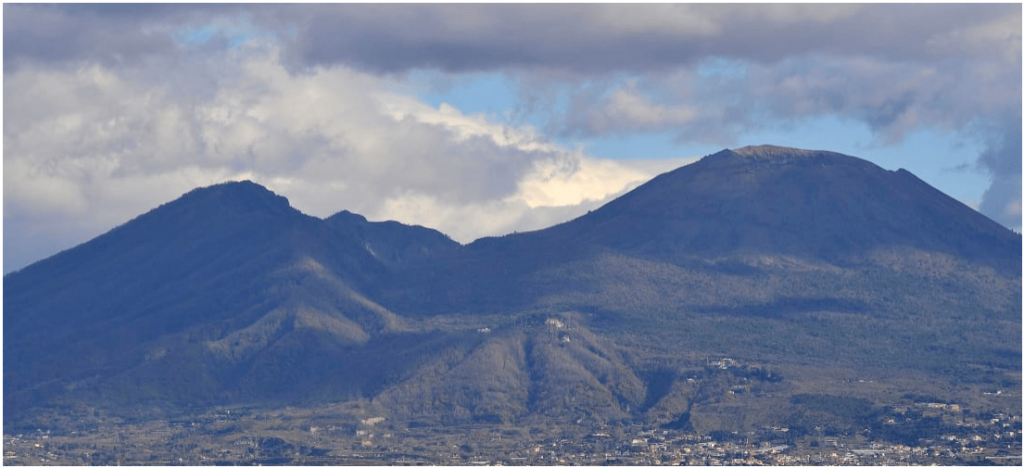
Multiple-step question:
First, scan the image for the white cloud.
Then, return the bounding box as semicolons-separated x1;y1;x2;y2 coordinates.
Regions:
516;156;651;209
3;47;685;272
376;96;564;154
369;156;686;244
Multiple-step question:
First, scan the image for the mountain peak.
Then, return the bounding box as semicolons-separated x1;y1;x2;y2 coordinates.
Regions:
732;144;838;158
542;145;1019;274
327;209;369;224
173;180;294;217
698;145;855;168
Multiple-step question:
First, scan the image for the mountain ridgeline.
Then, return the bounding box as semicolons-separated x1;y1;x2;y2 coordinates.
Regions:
4;145;1021;433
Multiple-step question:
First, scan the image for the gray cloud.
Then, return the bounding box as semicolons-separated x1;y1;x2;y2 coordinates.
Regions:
4;4;185;72
6;4;1017;75
280;4;1017;74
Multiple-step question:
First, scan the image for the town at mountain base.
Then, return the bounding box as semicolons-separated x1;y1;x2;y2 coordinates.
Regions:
4;146;1020;464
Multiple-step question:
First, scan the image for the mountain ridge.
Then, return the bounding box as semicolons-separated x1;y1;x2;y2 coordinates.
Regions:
4;145;1020;434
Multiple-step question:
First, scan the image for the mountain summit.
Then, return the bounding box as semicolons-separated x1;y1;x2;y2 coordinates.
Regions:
513;145;1018;273
4;146;1020;435
731;143;847;160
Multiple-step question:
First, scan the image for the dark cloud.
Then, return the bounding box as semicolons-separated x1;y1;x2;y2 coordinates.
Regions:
278;4;1017;74
280;4;614;73
4;4;179;72
1;3;288;73
6;4;1017;76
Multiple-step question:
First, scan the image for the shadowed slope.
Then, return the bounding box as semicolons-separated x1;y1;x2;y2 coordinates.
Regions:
3;181;456;419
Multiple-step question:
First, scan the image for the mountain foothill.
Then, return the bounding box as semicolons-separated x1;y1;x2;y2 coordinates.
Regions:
4;145;1020;434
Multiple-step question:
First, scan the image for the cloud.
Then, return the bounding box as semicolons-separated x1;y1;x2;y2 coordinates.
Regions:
516;156;646;209
560;82;698;136
3;45;684;272
4;3;1020;270
556;51;1019;143
926;12;1022;61
6;4;1017;75
368;155;692;244
588;4;723;37
975;113;1023;231
277;4;1017;74
3;4;199;72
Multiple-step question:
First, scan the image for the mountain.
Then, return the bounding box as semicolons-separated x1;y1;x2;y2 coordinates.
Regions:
4;145;1020;435
3;181;457;422
380;145;1019;315
540;145;1017;272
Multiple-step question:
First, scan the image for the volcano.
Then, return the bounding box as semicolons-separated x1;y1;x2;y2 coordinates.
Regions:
4;145;1020;433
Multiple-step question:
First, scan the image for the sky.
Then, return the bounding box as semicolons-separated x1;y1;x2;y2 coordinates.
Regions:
3;3;1021;274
